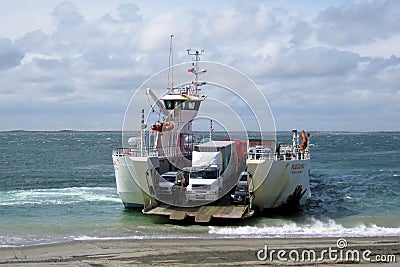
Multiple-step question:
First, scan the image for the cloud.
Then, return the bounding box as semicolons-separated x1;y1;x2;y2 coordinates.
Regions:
0;38;25;70
206;1;278;41
118;3;141;23
289;19;313;46
315;0;400;46
17;30;50;54
268;53;400;131
0;0;399;131
53;1;84;27
248;44;360;78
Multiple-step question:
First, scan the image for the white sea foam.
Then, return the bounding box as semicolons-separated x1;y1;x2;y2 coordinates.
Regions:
74;235;147;241
208;218;400;238
0;187;120;206
73;235;207;242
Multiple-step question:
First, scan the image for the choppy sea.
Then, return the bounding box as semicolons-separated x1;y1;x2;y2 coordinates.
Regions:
1;132;399;247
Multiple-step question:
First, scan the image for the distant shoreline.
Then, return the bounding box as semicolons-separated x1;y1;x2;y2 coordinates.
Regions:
2;130;400;135
0;130;122;134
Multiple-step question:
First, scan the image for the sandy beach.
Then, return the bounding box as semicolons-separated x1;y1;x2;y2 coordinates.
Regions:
0;236;399;266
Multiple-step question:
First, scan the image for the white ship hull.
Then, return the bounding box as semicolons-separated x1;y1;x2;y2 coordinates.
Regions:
113;153;310;211
248;158;310;211
112;154;149;208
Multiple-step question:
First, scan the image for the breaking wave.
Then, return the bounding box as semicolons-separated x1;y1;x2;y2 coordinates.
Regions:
208;217;400;238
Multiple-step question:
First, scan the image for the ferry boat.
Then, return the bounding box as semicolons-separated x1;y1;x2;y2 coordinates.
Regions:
112;49;311;222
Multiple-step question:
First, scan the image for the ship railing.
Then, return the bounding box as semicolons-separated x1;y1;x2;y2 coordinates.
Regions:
247;151;275;160
113;146;189;158
247;148;310;161
275;152;309;161
113;148;143;157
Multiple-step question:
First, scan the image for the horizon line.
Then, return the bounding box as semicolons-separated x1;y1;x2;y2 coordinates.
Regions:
2;130;400;134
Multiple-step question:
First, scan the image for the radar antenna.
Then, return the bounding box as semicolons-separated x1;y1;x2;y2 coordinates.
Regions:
186;49;207;95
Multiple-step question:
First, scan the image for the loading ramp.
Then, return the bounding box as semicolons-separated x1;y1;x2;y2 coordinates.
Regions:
143;204;254;223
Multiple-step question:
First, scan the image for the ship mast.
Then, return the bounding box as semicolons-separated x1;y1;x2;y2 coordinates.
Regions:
186;49;206;96
167;34;174;94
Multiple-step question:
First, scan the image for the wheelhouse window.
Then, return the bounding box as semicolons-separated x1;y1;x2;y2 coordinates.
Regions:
164;100;183;110
164;100;174;110
164;100;199;110
174;100;182;108
181;101;199;110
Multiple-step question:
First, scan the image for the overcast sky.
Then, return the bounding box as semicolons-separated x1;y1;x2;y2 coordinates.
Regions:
0;0;399;131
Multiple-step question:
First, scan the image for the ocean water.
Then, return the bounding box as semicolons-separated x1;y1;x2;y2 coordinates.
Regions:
1;132;400;247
